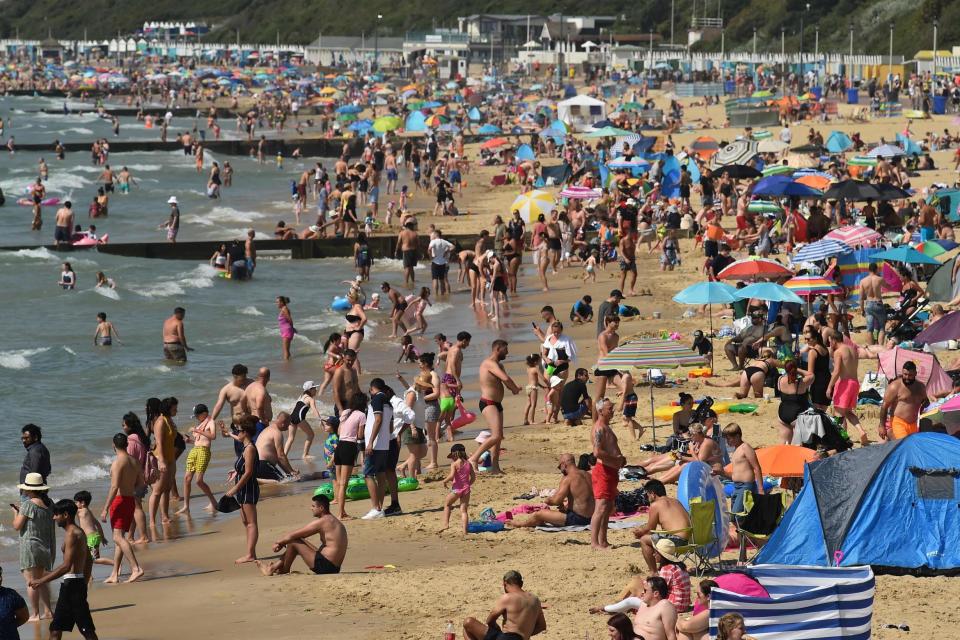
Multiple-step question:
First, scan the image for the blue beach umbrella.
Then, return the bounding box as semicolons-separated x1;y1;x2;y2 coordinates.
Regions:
734;282;804;304
477;123;502;135
336;104;361;114
870;246;941;265
792;238;852;263
751;175;823;198
673;282;739;304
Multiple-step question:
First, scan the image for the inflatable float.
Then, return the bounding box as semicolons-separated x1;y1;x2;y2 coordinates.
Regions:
451;398;477;431
747;200;782;214
677;461;730;556
17;197;61;207
314;475;419;501
72;233;108;247
331;296;351;311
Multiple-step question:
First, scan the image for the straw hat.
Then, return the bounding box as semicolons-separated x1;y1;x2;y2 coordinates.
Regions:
654;537;682;563
17;472;49;492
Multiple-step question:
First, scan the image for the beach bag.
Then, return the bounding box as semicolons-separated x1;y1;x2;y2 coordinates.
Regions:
144;452;160;485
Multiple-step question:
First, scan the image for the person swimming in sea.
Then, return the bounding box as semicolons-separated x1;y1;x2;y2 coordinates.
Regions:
94;312;121;346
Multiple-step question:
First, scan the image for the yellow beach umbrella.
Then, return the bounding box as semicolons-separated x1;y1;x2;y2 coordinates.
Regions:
510;189;556;223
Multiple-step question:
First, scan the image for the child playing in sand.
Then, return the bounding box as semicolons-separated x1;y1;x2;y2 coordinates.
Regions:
73;491;113;575
439;443;475;534
523;354;547;425
397;335;420;364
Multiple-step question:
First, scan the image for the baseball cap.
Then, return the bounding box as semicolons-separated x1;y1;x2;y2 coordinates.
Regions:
192;403;209;417
302;380;320;391
610;289;624;299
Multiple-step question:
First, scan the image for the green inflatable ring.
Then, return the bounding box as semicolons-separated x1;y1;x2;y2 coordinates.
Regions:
313;482;334;499
398;477;419;492
747;201;782;214
728;403;758;414
345;483;370;500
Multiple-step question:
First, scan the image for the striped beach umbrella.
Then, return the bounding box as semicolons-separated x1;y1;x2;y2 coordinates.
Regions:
762;164;794;176
712;140;759;167
607;156;651;170
792;238;852;262
783;275;842;297
825;225;882;248
716;257;793;280
595;340;707;370
510;190;556;223
559;185;602;199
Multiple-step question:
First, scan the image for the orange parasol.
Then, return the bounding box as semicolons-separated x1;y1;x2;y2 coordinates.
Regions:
724;444;817;478
480;137;510;150
795;174;831;190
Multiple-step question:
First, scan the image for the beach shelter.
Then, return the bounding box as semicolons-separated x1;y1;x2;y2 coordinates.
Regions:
515;144;535;161
556;95;607;132
825;131;853;153
404;111;427;132
926;255;959;301
467;106;482;121
928;189;960;222
895;133;923;157
756;434;960;571
877;347;954;396
709;565;875;639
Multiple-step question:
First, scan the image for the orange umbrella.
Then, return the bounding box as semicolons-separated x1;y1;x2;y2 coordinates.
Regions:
724;445;817;478
795;174;831;190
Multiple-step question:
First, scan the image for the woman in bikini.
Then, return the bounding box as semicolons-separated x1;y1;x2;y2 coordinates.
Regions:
705;347;779;399
343;293;366;372
285;381;322;459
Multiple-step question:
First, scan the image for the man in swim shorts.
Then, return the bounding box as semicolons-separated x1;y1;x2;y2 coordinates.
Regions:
470;340;521;474
176;404;219;516
162;307;190;363
827;330;869;445
462;571;546;640
395;221;419;287
255;413;297;481
591;399;625;550
506;454;595;528
257;494;347;576
879;360;927;441
632;479;692;574
100;433;145;583
54;202;74;248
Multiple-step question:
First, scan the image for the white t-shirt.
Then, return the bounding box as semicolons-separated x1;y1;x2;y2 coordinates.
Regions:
364;391;393;451
428;238;454;265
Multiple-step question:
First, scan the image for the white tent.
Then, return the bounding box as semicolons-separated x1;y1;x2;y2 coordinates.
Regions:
556;95;607;132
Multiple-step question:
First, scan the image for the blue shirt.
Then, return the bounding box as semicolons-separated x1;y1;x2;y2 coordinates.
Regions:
0;586;26;640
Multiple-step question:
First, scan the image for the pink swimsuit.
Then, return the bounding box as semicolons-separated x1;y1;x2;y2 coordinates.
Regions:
278;312;295;339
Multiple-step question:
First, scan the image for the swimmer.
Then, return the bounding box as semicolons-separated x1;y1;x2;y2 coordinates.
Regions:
117;166;137;194
94;312;121;346
94;271;115;289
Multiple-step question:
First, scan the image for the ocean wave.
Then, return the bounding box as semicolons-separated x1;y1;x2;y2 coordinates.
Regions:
63;127;94;135
133;264;217;298
0;347;51;370
239;305;263;316
424;302;453;317
94;286;120;300
125;164;163;172
191;206;269;227
49;463;110;489
62;346;78;356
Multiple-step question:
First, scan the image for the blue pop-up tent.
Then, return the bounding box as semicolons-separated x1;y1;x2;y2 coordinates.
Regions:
404;111;427;132
756;433;960;572
826;131;853;153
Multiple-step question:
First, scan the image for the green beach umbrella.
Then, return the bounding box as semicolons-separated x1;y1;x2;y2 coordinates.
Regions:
373;115;402;133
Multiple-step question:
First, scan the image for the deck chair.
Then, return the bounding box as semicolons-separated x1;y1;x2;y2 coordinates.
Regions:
654;498;718;577
732;491;787;562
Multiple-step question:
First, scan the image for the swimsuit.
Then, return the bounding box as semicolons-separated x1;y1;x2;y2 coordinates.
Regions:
832;378;860;411
312;547;341;574
564;510;592;526
278;312;295;340
777;377;810;425
479;398;503;414
483;621;523;640
256;460;286;481
50;577;95;636
86;532;103;552
450;461;473;496
96;336;112;346
439;396;456;413
402;249;417;268
186;445;211;473
591;462;619;500
292;398;310;424
108;495;136;532
890;416;919;439
163;342;187;362
234;444;260;504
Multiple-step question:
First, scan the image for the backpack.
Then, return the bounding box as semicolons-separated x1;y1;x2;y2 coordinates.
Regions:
144;452;160;485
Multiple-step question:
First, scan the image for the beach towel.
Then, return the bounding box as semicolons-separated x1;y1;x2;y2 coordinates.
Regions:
535;520;643;533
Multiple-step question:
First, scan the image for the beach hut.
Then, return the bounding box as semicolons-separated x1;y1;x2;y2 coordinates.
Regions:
709;564;874;640
756;433;960;572
556;95;607;132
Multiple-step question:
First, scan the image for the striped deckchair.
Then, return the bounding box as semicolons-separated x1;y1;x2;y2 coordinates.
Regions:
709;564;874;640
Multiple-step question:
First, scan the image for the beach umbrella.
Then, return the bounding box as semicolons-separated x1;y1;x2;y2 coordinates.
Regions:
734;282;804;304
511;190;556;223
559;185;602;199
782;275;842;297
794;173;832;191
583;125;634;138
762;164;794;176
914;311;960;346
866;144;905;158
690;136;720;158
596;339;707;370
711;164;761;179
480;137;509;150
870;246;941;266
477;123;502;135
335;104;361;114
757;139;789;153
873;183;912;201
919;395;960;435
424;114;449;127
824;225;882;248
673;281;739;368
716;258;793;280
372;115;402;133
821;180;881;201
751;90;774;99
724;445;817;478
914;241;947;259
792;239;853;263
711;140;759;167
751;175;823;199
607;157;651;170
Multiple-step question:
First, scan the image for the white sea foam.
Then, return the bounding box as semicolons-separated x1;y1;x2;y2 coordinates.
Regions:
0;347;51;370
125;164;163;172
191;206;269;226
64;127;94;135
62;346;78;356
94;286;120;300
49;463;110;489
239;305;264;316
133;264;217;298
424;302;453;317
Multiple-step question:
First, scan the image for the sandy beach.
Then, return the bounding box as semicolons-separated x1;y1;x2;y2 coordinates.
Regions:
6;83;960;640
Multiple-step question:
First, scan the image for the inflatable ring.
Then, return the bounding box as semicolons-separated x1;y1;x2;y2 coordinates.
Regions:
313;483;334;499
728;403;758;414
711;402;731;415
398;477;419;492
747;201;782;214
331;296;351;311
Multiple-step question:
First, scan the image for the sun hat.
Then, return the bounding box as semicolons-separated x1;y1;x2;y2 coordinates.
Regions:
17;472;49;492
475;430;492;444
167;196;178;204
654;537;682;562
302;380;320;392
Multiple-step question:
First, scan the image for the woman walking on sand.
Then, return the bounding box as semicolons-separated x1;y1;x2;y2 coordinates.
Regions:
12;473;55;620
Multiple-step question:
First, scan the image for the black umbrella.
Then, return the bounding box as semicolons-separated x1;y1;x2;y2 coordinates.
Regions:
821;180;882;201
712;164;762;179
790;143;827;154
872;183;913;201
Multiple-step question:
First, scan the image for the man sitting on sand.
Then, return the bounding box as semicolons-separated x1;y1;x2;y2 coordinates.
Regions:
258;494;347;576
507;454;595;528
632;480;692;575
463;570;546;640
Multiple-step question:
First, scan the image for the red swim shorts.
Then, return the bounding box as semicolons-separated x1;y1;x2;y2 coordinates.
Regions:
591;463;620;500
832;378;860;411
109;495;136;532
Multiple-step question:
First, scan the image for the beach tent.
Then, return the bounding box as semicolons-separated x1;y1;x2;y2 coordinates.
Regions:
467;106;482;121
877;347;954;396
404;111;427;132
516;144;535;161
895;133;923;157
835;248;881;289
928;189;960;222
756;433;960;572
540;162;573;186
556;95;607;132
926;255;958;301
563;83;577;98
825;131;853;153
709;564;874;640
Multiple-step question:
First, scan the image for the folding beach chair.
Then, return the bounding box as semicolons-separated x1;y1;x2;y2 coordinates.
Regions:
731;491;787;563
655;499;718;577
